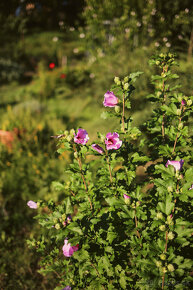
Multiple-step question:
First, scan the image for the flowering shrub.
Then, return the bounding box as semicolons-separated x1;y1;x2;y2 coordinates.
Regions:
28;53;193;289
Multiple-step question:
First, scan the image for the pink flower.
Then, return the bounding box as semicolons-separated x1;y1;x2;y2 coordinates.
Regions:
165;159;184;171
67;215;72;223
181;100;186;106
189;184;193;190
103;91;119;107
27;200;38;209
62;287;71;290
105;132;122;150
62;239;79;257
123;194;131;199
92;144;104;154
74;129;89;145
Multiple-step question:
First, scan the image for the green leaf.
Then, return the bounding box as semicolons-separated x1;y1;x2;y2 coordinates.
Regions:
165;195;174;215
52;181;65;191
119;272;127;289
67;223;83;235
65;197;72;214
129;71;143;82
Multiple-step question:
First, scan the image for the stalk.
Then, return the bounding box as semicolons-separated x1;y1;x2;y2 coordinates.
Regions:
134;209;141;240
161;67;168;139
122;94;125;133
105;150;113;183
73;144;93;210
161;231;168;289
172;104;185;154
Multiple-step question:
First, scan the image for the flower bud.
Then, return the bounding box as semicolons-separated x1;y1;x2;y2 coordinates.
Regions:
159;225;166;231
161;73;166;77
157;212;163;219
167;186;173;193
62;214;66;221
124;83;129;90
167;264;174;272
55;223;60;230
160;253;166;260
66;135;72;142
123;194;131;205
131;202;136;209
162;267;167;273
74;152;78;159
70;129;75;136
100;134;106;142
156;261;162;267
187;99;192;106
167;216;173;225
155;61;160;66
36;202;40;208
136;201;141;207
115;105;120;113
178;96;183;102
178;123;183;130
168;232;174;240
124;76;129;83
176;109;181;116
114;76;120;84
53;218;58;224
64;130;69;137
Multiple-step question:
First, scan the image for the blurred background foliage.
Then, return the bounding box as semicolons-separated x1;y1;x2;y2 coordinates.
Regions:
0;0;193;289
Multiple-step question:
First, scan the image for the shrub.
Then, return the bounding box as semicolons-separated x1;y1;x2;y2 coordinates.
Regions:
28;53;193;289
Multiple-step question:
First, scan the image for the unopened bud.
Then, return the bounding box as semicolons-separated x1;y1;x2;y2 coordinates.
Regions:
155;61;160;66
167;186;173;193
36;202;40;208
66;135;72;142
160;253;166;260
55;223;60;230
178;96;183;102
124;83;129;90
162;267;167;273
167;264;174;272
100;135;106;142
176;109;181;116
161;73;166;77
187;99;192;106
124;76;129;83
64;130;69;136
168;232;174;240
167;216;173;225
115;105;120;113
156;261;162;267
178;123;183;130
70;129;75;136
114;76;120;84
159;225;166;231
62;214;66;221
136;201;141;207
53;218;58;224
157;212;163;219
74;152;78;159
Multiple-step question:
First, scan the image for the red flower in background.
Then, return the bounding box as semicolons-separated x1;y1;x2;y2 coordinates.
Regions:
60;73;66;79
49;62;55;69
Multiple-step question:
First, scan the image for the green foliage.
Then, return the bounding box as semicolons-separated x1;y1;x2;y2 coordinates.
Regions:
29;54;193;289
